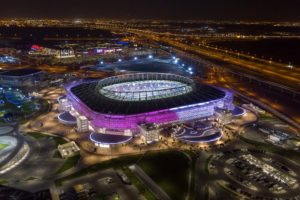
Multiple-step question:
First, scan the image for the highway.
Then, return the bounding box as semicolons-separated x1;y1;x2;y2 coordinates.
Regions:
118;29;300;126
126;29;300;91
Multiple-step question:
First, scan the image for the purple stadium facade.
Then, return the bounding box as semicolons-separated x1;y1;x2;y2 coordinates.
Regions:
64;73;234;137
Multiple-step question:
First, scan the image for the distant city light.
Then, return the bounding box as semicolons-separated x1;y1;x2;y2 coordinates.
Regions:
134;57;138;60
74;19;82;24
188;67;192;71
182;64;185;67
100;61;104;65
118;59;122;62
287;62;293;69
148;55;153;59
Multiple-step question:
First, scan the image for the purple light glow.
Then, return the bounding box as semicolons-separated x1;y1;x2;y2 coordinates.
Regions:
66;81;234;134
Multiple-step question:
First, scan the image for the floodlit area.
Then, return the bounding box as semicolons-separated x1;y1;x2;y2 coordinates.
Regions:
100;80;192;101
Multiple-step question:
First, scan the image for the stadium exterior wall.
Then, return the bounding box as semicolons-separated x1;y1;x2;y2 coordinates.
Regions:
66;81;234;134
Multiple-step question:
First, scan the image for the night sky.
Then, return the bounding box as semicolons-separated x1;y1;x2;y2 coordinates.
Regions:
1;0;299;21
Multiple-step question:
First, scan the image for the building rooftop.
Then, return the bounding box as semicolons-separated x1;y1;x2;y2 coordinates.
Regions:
90;133;132;144
58;112;77;124
140;123;158;131
0;69;42;77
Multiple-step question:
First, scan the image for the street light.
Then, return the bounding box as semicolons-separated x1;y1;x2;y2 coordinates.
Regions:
148;55;153;59
134;57;138;60
118;58;122;62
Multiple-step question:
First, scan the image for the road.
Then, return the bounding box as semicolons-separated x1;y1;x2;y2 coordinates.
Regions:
129;164;171;200
123;28;300;92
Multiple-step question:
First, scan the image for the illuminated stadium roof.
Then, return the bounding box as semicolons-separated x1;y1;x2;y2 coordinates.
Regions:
100;80;193;101
68;73;227;115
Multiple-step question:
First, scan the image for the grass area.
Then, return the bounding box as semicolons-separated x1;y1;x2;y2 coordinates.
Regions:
53;150;62;158
0;143;9;150
25;177;37;181
138;151;191;200
0;179;8;184
258;112;274;120
27;132;68;146
55;150;194;200
122;167;156;200
27;132;50;139
216;181;241;198
56;154;81;174
204;185;210;200
204;155;213;174
182;151;197;200
52;137;68;146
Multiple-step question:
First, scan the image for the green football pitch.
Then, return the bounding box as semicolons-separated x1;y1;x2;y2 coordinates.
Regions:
0;143;9;150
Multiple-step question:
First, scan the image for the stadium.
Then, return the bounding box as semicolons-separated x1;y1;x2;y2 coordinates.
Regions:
63;73;234;143
0;69;44;88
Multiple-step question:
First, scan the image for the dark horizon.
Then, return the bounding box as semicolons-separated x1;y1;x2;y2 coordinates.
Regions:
1;0;300;21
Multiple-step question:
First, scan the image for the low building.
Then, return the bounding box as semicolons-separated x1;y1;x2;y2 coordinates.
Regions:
139;123;160;144
215;109;233;125
58;97;71;112
77;116;89;132
55;48;75;59
0;69;44;88
267;131;289;144
29;45;75;59
57;141;80;159
268;135;281;143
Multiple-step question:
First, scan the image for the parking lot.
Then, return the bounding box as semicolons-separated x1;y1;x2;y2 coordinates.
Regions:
209;148;300;199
